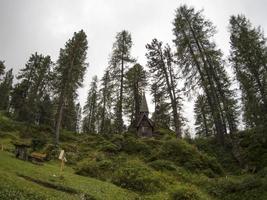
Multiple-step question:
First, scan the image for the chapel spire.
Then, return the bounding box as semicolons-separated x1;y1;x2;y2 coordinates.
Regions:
140;92;149;114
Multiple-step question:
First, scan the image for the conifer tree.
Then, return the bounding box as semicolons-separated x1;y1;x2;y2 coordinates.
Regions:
109;30;134;133
54;30;88;143
124;63;147;129
83;76;98;134
151;81;171;129
61;95;78;132
0;69;13;111
146;39;183;137
229;15;267;127
173;5;238;143
11;53;53;123
75;103;82;133
0;61;5;79
194;94;214;137
38;94;54;127
99;70;113;134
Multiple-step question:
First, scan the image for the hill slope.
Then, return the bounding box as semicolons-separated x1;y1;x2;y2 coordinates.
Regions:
0;113;267;200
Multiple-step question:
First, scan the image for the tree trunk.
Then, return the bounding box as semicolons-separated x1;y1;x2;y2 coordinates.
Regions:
54;93;64;145
181;28;225;145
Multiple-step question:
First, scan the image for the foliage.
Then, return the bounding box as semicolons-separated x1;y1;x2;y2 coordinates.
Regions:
158;139;224;175
121;136;151;156
146;38;183;137
76;158;116;180
0;69;13;112
148;160;177;171
173;5;238;144
109;30;134;133
112;160;164;193
171;185;203;200
229;15;267;127
83;76;99;133
53;30;88;144
124;63;147;129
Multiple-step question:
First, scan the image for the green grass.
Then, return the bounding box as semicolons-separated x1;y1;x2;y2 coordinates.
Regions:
0;113;267;199
0;151;138;200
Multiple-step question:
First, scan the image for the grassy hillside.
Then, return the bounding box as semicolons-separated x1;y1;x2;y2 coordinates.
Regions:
0;113;267;200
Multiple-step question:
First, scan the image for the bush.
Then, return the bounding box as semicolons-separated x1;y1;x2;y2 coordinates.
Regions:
99;142;120;154
148;160;177;171
205;175;265;200
158;139;223;175
121;137;151;156
31;137;47;151
239;126;267;171
171;186;202;200
112;160;163;193
76;158;115;180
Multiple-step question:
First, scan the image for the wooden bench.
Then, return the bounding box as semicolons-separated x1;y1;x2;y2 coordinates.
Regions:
30;152;47;164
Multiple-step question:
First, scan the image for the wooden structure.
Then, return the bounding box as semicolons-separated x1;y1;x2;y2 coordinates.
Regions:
13;142;31;161
136;92;154;137
30;152;47;163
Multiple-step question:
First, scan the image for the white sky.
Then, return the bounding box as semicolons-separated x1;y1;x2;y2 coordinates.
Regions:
1;0;267;133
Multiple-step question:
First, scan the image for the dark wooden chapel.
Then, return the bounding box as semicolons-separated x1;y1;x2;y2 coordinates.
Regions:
136;92;154;137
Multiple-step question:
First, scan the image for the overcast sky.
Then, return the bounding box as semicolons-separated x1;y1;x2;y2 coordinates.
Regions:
1;0;267;133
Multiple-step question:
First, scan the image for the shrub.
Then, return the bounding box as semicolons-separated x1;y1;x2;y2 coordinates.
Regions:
158;139;223;175
205;175;265;200
171;186;202;200
121;137;151;156
31;137;47;151
148;160;177;171
99;142;120;154
76;158;115;180
239;126;267;171
112;160;163;193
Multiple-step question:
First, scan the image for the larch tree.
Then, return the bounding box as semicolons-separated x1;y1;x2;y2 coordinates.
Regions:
99;70;113;134
173;5;238;144
124;63;147;130
109;30;134;133
194;94;214;137
0;61;5;79
0;69;13;112
83;76;98;134
61;95;79;132
151;81;171;129
229;15;267;127
146;39;183;137
54;30;88;144
11;53;53;123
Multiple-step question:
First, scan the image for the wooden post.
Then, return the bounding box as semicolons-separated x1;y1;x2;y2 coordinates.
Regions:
60;157;65;172
58;150;66;175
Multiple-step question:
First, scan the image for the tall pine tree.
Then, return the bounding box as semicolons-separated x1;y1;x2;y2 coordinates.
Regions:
109;30;134;133
11;53;53;123
83;76;98;134
229;15;267;127
146;39;183;137
194;94;214;137
124;63;147;130
54;30;88;143
0;69;13;112
99;70;113;134
173;5;238;143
